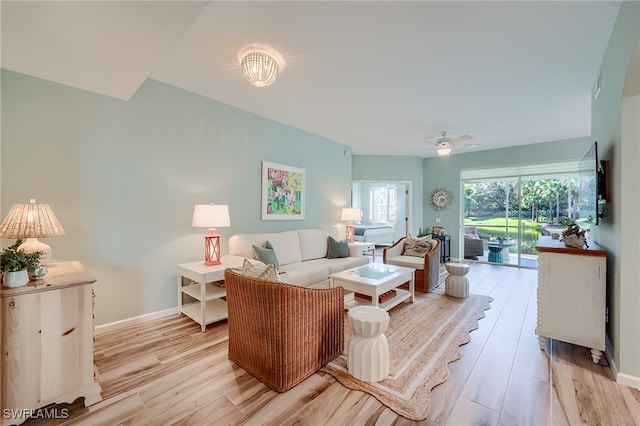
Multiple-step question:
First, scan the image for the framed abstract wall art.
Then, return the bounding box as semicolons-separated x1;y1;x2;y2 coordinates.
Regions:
261;161;305;220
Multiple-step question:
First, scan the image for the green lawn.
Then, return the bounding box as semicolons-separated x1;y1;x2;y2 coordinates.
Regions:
465;217;543;255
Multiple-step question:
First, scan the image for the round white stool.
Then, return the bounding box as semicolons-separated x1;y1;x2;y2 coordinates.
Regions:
445;262;470;297
347;306;390;382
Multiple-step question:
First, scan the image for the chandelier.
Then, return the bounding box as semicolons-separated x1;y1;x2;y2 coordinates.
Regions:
241;50;280;88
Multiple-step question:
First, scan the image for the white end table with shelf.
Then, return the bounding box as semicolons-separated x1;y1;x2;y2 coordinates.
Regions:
348;241;376;259
177;261;231;332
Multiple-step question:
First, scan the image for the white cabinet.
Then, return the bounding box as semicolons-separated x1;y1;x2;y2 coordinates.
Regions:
535;237;607;363
1;262;102;425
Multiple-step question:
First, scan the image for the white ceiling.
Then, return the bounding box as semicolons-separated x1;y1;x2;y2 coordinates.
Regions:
1;1;622;157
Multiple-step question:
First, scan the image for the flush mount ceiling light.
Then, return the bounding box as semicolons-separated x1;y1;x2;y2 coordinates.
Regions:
239;46;283;88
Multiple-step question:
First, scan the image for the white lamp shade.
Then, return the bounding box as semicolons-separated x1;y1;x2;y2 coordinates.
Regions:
341;208;362;222
192;204;230;228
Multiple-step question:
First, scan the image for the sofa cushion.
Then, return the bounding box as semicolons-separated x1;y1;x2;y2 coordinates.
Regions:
228;231;302;266
385;255;425;270
297;229;330;261
252;242;280;269
327;236;349;259
404;234;433;257
326;256;369;274
278;260;330;287
264;231;302;266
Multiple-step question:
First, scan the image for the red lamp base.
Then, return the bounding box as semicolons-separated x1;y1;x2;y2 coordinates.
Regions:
204;230;221;266
346;222;355;243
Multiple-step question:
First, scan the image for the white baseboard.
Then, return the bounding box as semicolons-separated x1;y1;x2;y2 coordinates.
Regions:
605;334;640;390
617;372;640;390
94;307;178;335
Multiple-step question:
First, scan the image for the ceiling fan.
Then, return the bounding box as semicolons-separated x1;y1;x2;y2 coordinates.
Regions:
422;131;475;157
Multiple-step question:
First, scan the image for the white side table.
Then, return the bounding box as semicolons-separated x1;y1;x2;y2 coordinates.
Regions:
347;306;390;382
348;241;376;259
445;262;470;298
177;261;230;332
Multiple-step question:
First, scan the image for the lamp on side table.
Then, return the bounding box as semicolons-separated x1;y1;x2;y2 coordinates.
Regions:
341;207;362;243
192;203;230;266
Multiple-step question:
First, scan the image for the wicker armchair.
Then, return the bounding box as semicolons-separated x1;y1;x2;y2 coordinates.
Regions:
382;237;440;292
224;269;344;392
463;226;489;259
464;237;485;259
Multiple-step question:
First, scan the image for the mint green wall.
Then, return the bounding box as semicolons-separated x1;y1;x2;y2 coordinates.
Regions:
352;155;423;236
590;0;640;380
1;70;352;325
421;137;592;256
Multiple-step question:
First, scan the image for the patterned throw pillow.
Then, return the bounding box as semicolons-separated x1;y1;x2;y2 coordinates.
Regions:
241;259;279;281
404;234;433;257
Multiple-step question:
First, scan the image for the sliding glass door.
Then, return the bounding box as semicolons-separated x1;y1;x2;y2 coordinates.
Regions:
463;171;580;268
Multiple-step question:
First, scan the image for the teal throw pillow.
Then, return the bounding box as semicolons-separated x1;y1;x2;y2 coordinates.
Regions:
327;236;349;259
252;242;280;269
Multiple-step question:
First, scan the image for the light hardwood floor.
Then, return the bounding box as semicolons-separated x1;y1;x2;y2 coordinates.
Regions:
22;261;640;425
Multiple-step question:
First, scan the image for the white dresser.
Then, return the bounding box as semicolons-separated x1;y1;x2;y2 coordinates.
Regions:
535;236;607;363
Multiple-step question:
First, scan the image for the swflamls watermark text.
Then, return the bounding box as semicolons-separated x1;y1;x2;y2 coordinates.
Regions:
3;408;70;420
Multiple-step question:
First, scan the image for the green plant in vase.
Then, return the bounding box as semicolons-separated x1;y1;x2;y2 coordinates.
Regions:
491;233;510;243
1;239;44;287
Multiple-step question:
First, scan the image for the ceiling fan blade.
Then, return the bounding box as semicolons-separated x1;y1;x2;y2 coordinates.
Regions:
451;134;473;144
456;143;480;149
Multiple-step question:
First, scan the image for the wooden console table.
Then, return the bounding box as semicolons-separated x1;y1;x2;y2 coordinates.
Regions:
535;236;607;363
1;262;102;425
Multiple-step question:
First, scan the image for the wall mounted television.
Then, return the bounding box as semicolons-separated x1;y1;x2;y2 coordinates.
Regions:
578;141;609;225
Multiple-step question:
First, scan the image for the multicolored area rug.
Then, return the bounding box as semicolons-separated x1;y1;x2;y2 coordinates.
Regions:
320;289;493;421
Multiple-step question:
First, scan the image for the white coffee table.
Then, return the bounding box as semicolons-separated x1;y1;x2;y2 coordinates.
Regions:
330;262;415;311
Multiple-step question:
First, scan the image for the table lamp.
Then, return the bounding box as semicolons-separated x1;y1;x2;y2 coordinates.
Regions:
0;198;66;266
341;207;362;243
192;203;231;266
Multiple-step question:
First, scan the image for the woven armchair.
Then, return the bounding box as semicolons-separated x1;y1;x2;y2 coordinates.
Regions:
463;226;489;259
464;237;485;259
224;269;344;392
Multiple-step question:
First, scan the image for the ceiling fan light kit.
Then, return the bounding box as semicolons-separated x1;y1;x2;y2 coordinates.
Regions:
437;146;452;156
424;130;474;157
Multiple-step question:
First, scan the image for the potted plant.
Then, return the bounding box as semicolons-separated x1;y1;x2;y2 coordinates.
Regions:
561;219;588;249
1;239;44;288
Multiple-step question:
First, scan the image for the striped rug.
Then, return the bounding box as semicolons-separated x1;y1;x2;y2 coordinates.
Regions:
320;288;492;421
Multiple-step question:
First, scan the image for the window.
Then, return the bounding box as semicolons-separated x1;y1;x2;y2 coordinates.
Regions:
369;186;397;223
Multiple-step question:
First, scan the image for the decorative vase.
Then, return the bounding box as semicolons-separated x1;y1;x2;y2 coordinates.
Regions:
29;265;47;280
3;269;29;288
563;234;585;248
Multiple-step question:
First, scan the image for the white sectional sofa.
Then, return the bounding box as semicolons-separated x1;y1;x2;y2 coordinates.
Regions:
222;228;369;288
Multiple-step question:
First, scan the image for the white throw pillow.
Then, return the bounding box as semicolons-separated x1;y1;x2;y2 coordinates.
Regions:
240;259;279;281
